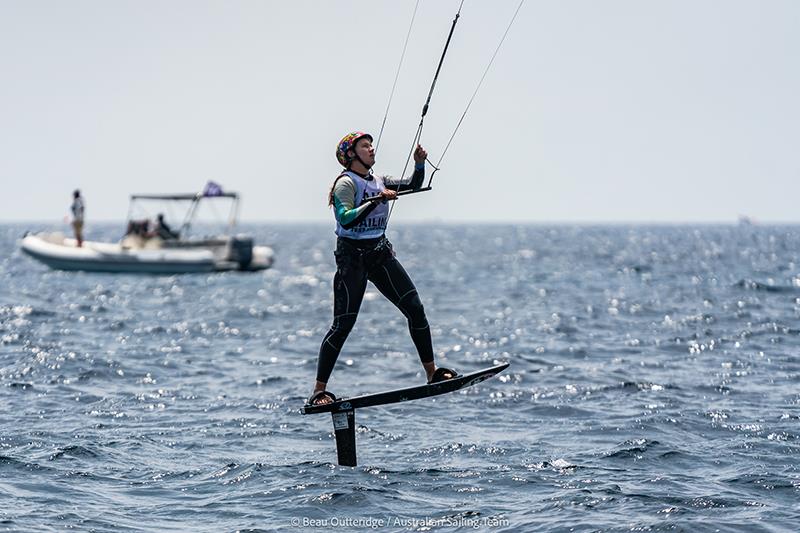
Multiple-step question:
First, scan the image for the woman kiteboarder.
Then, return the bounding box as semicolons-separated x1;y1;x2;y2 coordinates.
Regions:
307;131;456;407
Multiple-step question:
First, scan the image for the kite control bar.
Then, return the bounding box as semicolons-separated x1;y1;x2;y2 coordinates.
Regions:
364;186;432;203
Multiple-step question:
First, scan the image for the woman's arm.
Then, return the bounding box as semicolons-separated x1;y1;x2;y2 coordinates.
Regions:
383;144;428;192
384;163;425;192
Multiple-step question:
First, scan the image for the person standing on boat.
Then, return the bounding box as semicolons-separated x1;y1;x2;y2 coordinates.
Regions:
307;131;456;407
70;189;85;248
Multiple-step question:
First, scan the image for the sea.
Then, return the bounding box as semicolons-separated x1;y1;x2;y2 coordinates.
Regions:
1;222;798;532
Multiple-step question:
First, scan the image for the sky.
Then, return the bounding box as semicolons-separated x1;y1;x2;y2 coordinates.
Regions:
1;0;798;224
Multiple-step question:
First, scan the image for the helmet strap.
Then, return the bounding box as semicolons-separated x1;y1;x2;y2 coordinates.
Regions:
347;150;373;173
355;153;373;171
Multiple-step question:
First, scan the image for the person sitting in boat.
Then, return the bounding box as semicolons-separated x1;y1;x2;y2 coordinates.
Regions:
154;213;179;240
125;220;149;237
306;131;456;407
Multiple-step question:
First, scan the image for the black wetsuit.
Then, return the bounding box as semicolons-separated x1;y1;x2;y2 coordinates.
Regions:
316;167;433;384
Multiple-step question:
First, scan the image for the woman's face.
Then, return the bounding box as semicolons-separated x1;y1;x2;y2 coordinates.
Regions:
351;137;375;168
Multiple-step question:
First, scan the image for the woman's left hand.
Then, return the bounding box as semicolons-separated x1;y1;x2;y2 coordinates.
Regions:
413;144;427;164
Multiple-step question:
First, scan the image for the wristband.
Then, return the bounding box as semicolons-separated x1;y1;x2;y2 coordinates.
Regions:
414;162;425;171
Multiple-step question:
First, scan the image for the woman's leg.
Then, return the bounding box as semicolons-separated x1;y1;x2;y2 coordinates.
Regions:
314;255;368;392
368;256;438;378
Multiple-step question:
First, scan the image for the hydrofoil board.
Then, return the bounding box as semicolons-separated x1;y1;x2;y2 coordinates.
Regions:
302;363;509;466
303;362;509;415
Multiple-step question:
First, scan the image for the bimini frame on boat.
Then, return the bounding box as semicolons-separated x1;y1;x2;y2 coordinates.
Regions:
21;185;274;274
125;190;240;239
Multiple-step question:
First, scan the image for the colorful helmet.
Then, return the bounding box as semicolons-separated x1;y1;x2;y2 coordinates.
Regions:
336;131;373;167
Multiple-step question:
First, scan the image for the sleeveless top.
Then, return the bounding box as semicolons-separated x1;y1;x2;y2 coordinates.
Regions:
333;171;390;240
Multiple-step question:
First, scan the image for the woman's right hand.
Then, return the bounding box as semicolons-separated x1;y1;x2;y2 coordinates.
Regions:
378;189;398;201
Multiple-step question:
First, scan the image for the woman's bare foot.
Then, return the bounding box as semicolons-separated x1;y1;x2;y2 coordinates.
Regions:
308;381;335;406
423;362;456;383
308;390;336;406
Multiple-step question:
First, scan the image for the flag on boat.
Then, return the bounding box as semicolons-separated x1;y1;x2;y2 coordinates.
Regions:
202;181;224;197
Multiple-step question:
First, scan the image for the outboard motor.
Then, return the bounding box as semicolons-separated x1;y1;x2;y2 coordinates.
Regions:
229;236;253;269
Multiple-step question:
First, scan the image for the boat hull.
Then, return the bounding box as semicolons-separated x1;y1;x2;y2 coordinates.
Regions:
20;233;272;274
